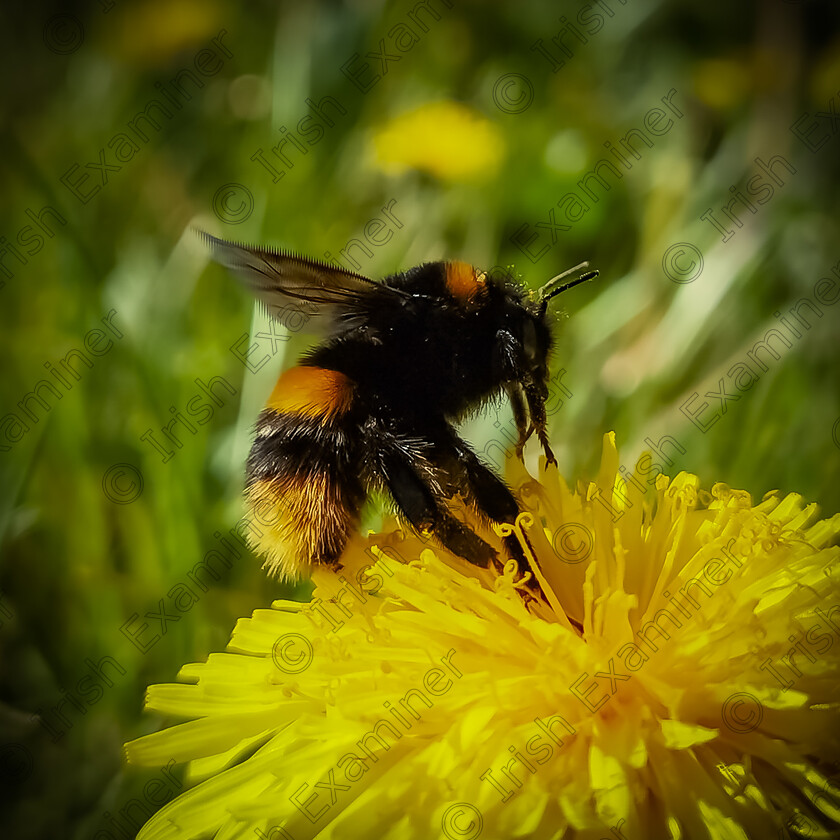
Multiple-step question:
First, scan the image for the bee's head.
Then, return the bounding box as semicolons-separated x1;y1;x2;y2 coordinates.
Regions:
519;262;599;377
519;304;552;379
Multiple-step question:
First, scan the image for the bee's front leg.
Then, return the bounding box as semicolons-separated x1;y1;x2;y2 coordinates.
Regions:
496;330;556;466
523;381;557;467
505;383;533;461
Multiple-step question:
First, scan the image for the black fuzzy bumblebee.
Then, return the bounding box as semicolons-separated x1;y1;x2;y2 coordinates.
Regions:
202;232;596;581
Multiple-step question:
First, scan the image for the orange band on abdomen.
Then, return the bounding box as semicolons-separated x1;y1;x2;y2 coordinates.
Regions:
265;365;355;419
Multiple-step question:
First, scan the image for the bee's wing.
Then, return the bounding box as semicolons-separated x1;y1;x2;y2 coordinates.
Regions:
200;231;402;333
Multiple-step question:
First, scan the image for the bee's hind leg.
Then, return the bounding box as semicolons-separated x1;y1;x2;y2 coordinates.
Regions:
377;451;500;569
444;437;548;594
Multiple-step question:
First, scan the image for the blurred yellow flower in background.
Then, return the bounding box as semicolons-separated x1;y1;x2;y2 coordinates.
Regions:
372;101;505;180
126;433;840;839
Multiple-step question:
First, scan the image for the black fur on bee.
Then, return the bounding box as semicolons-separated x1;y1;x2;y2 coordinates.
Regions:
201;231;596;583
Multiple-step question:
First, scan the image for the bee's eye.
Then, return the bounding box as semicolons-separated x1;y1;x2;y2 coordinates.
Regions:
522;318;538;360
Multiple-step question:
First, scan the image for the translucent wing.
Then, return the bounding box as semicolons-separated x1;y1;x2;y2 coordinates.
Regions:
199;230;405;334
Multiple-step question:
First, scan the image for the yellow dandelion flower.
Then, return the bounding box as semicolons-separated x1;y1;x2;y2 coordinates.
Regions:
125;433;840;839
373;101;505;180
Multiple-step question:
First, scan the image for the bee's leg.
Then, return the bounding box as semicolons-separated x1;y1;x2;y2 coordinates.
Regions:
450;441;519;524
522;381;556;466
438;437;546;600
444;440;533;576
380;455;499;568
496;329;555;465
505;383;533;460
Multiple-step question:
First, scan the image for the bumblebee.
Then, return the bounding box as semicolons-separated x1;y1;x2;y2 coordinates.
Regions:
202;232;596;581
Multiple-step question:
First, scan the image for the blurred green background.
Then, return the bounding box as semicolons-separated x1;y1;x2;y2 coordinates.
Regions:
1;0;838;836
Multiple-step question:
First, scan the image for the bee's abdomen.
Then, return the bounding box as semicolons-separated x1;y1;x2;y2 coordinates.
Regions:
243;365;362;580
264;364;355;419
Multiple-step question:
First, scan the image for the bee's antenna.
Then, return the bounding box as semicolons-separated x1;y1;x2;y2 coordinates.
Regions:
536;262;599;304
543;269;601;300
